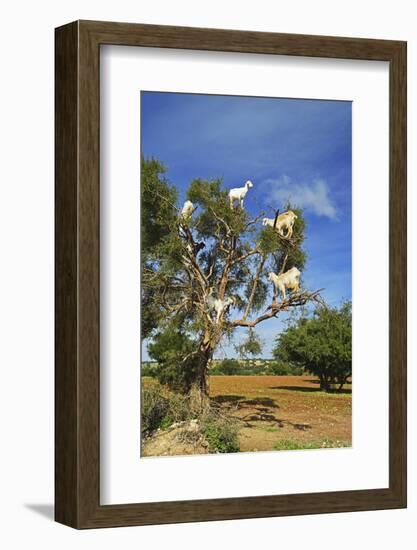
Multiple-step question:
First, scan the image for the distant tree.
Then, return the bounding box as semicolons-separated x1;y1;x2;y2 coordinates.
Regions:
273;302;352;392
235;329;263;359
267;361;293;376
142;156;322;399
140;362;158;378
213;359;241;375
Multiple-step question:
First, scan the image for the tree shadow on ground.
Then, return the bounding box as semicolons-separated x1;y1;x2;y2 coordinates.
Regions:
290;422;312;430
241;397;279;409
271;385;352;395
243;412;284;424
238;411;285;427
211;394;244;405
213;395;283;426
309;379;351;385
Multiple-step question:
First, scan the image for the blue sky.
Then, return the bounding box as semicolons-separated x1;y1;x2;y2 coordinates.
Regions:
141;91;352;359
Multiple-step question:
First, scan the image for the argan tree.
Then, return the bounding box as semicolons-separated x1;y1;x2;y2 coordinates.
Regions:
273;301;352;392
142;157;322;399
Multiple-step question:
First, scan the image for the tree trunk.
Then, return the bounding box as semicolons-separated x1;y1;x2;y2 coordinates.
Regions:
195;334;216;408
319;374;331;392
337;376;348;392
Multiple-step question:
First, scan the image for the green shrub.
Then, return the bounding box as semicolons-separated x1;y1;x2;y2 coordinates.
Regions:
141;383;201;435
141;385;170;434
202;417;240;453
209;359;305;376
273;301;352;391
166;391;193;423
158;415;174;430
269;361;292;375
274;438;350;451
141;362;158;377
142;383;241;454
211;359;241;375
147;324;198;393
264;360;304;376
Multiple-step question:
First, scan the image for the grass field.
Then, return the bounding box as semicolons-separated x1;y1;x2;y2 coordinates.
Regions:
142;375;351;453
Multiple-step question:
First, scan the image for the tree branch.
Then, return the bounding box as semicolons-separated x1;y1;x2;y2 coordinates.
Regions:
179;224;209;291
230;247;260;266
279;252;289;275
232;289;324;328
242;256;266;321
244;213;265;231
208;207;232;237
218;238;235;300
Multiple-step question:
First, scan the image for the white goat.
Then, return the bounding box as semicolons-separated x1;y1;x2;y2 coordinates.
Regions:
268;267;301;300
206;295;235;322
180;200;194;220
275;210;297;238
228;180;253;209
262;210;297;239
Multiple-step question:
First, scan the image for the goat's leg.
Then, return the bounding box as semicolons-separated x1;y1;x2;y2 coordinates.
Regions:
216;307;222;323
278;283;289;310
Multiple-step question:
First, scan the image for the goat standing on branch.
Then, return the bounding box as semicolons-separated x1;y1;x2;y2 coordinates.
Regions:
262;210;298;239
268;267;301;300
228;180;253;209
180;200;194;221
206;295;236;323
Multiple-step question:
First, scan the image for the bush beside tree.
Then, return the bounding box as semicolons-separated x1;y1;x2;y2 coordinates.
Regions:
273;301;352;392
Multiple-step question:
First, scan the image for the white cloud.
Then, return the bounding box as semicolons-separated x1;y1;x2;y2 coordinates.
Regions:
265;176;338;220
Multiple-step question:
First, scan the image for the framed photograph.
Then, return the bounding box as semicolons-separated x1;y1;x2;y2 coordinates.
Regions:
55;20;406;528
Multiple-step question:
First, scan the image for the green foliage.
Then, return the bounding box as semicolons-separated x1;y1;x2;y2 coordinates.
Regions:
141;385;170;434
211;358;241;375
244;277;268;313
141;286;161;339
166;389;198;421
283;206;307;272
235;329;263;359
141;156;178;254
210;358;301;376
147;321;198;393
274;438;350;451
258;204;307;274
263;360;304;376
141;383;199;435
158;415;174;431
141;362;158;377
273;301;352;391
258;226;280;255
202;418;240;453
188;177;249;238
141;383;240;453
141;157;179;337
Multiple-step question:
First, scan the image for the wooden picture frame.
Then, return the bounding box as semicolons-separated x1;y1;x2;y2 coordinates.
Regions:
55;20;407;529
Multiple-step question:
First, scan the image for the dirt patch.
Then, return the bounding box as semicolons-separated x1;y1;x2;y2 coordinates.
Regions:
142;420;209;457
209;375;351;452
